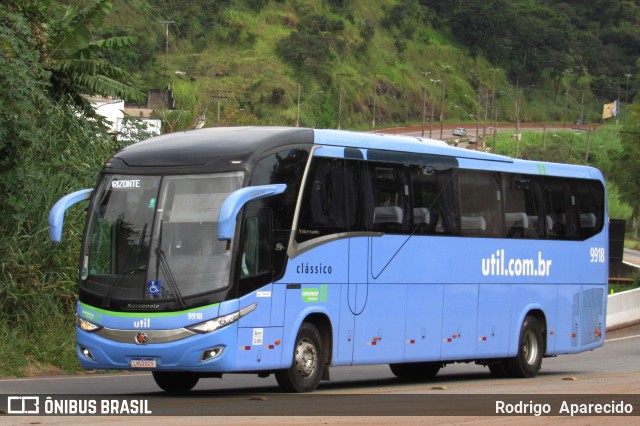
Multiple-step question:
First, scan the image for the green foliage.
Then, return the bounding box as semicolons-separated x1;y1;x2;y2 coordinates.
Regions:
382;0;432;41
0;5;51;174
47;0;146;112
608;95;640;223
276;13;346;78
0;101;114;376
607;182;633;221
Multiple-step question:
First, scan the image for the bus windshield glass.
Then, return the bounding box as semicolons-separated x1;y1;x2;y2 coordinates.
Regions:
82;172;244;306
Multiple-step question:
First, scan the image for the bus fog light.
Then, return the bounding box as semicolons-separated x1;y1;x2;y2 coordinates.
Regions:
201;346;224;362
80;346;94;360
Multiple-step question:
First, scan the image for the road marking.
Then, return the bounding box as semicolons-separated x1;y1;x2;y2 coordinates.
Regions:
606;333;640;343
0;372;150;383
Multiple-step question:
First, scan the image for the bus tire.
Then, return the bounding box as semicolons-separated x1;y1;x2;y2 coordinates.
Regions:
389;362;441;379
276;322;325;393
505;316;544;378
152;371;199;392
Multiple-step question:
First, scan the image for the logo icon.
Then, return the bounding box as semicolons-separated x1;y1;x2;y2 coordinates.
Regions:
146;280;162;296
135;332;148;345
8;396;40;414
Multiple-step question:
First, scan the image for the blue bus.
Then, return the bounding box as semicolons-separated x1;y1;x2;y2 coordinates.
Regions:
50;127;608;392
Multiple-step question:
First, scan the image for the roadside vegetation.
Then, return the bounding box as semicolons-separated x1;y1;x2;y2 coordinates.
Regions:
0;0;639;376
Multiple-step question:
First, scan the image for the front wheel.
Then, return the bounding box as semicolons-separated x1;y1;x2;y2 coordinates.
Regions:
275;322;325;392
504;315;544;378
152;371;199;392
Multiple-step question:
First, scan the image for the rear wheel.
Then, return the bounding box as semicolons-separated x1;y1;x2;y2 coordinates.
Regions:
152;371;199;392
504;316;544;378
389;362;441;379
276;322;325;392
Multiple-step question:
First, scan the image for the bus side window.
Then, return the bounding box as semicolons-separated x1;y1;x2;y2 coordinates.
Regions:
239;212;272;295
458;170;502;237
250;148;310;280
575;180;605;240
503;174;544;239
366;163;410;234
296;157;360;243
543;178;579;240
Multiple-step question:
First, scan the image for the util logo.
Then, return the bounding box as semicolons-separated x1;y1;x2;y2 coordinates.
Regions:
133;318;151;328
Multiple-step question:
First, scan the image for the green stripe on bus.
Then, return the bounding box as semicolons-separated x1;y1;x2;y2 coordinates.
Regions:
78;302;220;318
537;163;547;175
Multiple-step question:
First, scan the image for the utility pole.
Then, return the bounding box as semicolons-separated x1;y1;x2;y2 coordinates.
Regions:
440;65;451;139
625;74;632;124
491;68;499;153
616;82;621;126
337;73;348;130
421;71;431;137
372;74;378;128
429;79;440;138
160;20;175;80
211;91;230;125
563;90;569;129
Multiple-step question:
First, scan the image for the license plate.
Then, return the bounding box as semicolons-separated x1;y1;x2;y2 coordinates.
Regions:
130;357;157;368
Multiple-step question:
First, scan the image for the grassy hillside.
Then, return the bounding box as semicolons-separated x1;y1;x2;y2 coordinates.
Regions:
106;0;595;131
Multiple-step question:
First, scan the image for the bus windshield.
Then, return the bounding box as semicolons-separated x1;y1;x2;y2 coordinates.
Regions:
82;172;244;307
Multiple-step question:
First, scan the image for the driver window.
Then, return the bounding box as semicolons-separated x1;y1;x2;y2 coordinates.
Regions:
238;213;272;295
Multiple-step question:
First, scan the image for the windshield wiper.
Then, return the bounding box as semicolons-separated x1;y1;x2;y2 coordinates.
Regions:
154;220;186;309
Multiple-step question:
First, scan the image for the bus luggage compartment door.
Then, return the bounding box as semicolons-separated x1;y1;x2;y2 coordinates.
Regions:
336;237;368;364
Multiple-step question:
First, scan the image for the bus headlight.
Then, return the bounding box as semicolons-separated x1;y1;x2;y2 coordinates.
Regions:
187;303;257;334
75;315;102;332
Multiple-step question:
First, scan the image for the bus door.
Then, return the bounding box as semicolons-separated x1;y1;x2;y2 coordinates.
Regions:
336;158;368;365
351;162;410;364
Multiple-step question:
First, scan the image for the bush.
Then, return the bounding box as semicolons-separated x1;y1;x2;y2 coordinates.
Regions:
0;101;113;376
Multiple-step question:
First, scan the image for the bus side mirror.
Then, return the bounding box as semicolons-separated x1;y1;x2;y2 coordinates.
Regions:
49;188;93;243
217;184;286;241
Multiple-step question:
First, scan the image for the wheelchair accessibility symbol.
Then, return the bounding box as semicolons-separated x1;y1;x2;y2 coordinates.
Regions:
147;280;162;296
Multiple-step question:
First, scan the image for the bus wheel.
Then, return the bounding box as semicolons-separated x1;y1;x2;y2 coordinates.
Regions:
505;316;544;378
389;362;441;379
276;322;325;392
152;371;199;392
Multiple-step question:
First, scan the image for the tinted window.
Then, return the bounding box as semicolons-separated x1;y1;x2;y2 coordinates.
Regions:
458;170;502;237
366;163;410;234
575;180;605;239
296;157;360;243
250;148;310;230
543;177;579;240
410;165;459;235
503;174;544;239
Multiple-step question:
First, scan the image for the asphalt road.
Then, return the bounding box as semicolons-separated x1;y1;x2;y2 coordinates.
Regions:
1;324;638;420
624;248;640;267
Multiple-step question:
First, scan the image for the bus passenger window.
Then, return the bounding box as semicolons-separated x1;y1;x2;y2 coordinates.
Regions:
458;171;502;237
367;164;410;234
503;174;544;239
575;180;604;240
410;166;459;235
543;178;578;240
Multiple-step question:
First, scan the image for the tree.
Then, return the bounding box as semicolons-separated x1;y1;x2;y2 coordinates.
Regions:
609;85;640;238
46;0;146;115
0;4;51;175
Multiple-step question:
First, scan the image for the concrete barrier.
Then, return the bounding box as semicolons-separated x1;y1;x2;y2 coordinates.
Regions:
607;287;640;331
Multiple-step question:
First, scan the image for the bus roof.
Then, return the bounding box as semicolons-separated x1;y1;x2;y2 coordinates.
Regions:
106;126;603;181
109;127;314;169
